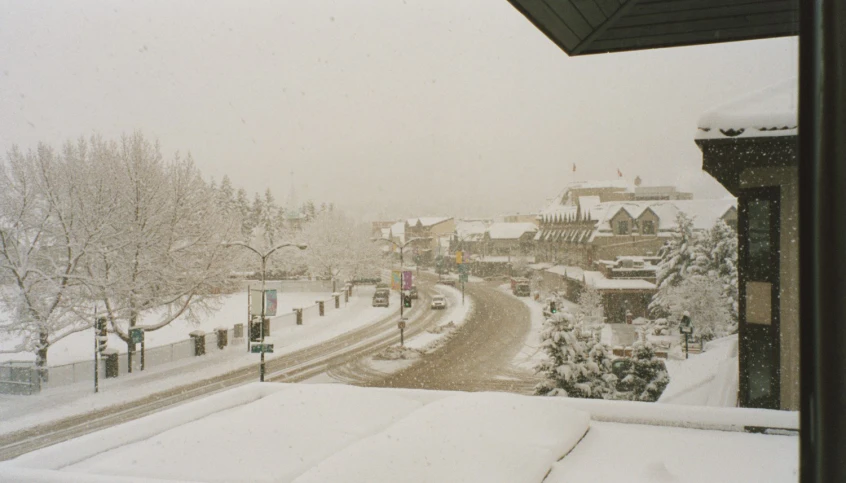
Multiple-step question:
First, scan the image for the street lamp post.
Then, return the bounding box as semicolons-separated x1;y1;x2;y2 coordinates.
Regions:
453;233;476;306
226;241;307;382
373;236;429;319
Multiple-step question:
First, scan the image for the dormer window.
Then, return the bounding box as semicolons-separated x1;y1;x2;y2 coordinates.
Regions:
617;220;629;235
641;220;655;235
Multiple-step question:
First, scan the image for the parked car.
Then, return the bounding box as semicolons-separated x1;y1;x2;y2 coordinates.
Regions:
431;294;447;310
409;286;419;299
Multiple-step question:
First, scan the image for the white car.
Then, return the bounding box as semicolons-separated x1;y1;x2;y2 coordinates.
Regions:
431;295;447;310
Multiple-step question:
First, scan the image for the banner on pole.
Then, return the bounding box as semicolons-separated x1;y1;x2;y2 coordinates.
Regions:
402;270;413;290
250;289;278;316
391;270;402;291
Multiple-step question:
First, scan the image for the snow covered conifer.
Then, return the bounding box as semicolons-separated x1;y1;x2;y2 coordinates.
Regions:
535;312;613;399
649;211;701;317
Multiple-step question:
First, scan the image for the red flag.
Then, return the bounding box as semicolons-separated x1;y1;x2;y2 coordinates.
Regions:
617;168;623;177
572;163;576;172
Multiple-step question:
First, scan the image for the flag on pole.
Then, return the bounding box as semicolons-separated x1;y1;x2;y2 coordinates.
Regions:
617;168;623;177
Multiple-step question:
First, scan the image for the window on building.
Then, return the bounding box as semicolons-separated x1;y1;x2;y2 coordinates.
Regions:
641;220;655;235
617;220;629;235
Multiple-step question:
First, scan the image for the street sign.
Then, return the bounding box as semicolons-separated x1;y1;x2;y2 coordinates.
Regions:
250;343;274;353
398;320;407;330
458;264;469;275
680;325;693;335
456;251;463;264
129;328;144;344
459;273;469;283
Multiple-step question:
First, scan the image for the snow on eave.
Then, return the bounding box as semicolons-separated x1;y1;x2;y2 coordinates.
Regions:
487;222;538;240
696;77;798;141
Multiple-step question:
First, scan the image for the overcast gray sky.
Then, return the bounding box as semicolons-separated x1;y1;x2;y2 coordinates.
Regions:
0;0;798;220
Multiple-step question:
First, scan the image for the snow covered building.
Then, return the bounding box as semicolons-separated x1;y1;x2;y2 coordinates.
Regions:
535;197;737;269
482;222;538;257
402;217;455;262
538;264;657;324
696;78;799;411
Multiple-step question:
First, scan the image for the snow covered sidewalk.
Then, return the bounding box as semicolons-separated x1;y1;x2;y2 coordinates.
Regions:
0;288;400;437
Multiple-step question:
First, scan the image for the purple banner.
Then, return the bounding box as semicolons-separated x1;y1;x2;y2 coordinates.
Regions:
402;270;413;290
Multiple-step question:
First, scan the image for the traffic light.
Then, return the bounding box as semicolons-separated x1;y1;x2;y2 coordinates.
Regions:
96;317;108;353
403;294;412;308
549;301;557;314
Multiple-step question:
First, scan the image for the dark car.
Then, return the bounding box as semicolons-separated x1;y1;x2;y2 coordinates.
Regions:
409;286;419;299
437;280;457;287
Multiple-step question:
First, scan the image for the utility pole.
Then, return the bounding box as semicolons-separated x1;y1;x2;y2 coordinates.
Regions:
93;317;99;394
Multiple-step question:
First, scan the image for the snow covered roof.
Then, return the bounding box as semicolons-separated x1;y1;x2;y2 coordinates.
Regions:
472;255;536;263
696;77;797;141
567;179;632;191
528;262;553;271
487;222;538;240
408;217;452;227
592;199;737;236
546;265;584;281
584;271;656;291
390;221;405;235
456;220;488;238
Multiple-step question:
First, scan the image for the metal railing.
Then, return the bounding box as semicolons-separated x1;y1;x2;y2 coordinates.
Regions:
1;291;351;394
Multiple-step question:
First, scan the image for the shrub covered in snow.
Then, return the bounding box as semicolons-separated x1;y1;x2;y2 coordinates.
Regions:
536;313;670;402
534;312;615;399
614;342;671;402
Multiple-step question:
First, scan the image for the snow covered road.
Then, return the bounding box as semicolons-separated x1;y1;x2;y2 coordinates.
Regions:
364;280;539;393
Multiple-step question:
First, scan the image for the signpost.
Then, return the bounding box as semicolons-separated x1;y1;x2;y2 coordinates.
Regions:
250;343;274;354
679;313;693;359
458;264;468;305
130;328;145;371
398;318;407;346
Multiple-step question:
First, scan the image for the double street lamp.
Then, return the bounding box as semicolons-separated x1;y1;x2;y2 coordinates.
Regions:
373;236;429;319
226;241;307;382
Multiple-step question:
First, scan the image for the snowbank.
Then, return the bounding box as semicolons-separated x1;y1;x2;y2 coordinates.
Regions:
545;421;798;483
0;288;399;436
0;384;798;483
660;335;739;407
292;392;589;483
2;385;589;483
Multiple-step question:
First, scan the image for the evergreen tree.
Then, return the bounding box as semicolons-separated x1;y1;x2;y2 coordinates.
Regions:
691;220;738;328
535;312;615;399
262;188;278;244
649;211;700;317
617;342;670;402
235;188;251;237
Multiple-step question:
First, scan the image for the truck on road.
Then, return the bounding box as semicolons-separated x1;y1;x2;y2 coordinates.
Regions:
510;277;530;297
